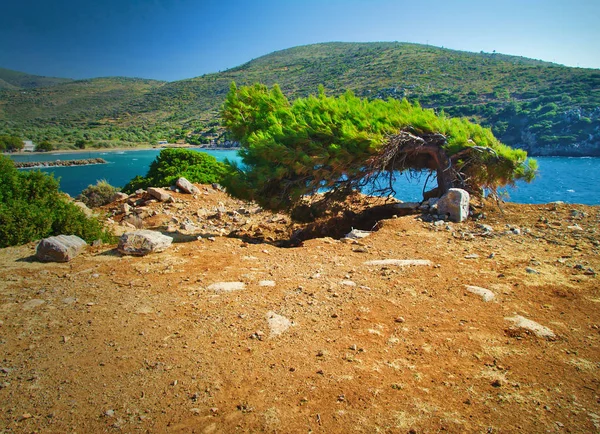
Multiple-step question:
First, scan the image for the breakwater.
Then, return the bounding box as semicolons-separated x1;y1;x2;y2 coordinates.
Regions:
13;158;107;169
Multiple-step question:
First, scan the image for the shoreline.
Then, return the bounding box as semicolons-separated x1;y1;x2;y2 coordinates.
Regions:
5;144;240;156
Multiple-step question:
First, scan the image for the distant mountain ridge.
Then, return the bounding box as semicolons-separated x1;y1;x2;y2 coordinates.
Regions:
1;42;599;156
0;67;74;89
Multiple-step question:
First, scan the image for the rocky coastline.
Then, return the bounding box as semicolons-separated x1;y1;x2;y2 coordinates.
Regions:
13;157;107;169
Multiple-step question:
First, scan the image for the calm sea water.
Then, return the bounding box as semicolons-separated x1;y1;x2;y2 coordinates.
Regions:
9;149;600;205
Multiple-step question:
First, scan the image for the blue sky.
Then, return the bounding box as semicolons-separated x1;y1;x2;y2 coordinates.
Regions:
1;0;598;81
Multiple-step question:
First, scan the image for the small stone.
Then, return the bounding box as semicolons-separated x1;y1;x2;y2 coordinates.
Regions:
339;280;356;287
344;229;372;240
22;299;45;310
394;316;405;323
258;280;276;287
525;267;540;275
465;285;495;302
266;311;293;337
505;315;556;340
118;230;173;256
464;254;479;259
208;282;246;291
176;177;200;194
147;187;173;202
364;259;432;267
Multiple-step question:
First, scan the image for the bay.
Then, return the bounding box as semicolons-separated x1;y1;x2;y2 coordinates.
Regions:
9;149;600;205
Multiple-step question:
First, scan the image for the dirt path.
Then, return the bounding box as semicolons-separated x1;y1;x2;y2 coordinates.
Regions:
1;189;599;432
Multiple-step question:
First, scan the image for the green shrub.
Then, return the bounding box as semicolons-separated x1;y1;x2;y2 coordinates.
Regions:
0;155;113;247
123;148;230;193
77;179;120;208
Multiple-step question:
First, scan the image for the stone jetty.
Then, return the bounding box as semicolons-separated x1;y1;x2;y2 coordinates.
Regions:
13;158;107;168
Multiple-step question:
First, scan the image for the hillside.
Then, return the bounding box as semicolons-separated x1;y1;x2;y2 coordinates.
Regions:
0;186;599;431
0;67;73;89
1;42;599;155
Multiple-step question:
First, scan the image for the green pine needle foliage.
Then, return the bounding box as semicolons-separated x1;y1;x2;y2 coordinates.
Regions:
222;82;537;209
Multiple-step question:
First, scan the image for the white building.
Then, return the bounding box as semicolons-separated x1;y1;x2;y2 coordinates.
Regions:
22;140;35;152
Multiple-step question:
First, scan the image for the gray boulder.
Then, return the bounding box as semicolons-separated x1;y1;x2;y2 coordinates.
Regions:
36;235;87;262
175;177;200;194
437;188;470;222
110;192;129;202
147;187;173;202
118;230;173;256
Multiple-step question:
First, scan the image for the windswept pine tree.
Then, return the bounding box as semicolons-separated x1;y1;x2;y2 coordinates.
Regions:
222;82;537;213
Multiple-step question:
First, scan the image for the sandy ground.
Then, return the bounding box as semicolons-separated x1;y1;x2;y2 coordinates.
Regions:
0;186;599;433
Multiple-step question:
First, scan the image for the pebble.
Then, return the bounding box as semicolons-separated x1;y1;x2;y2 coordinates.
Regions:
465;285;495;302
464;254;479;259
364;259;432;267
22;299;45;310
339;280;357;287
505;315;556;340
394;316;405;323
258;280;276;287
525;267;540;275
266;311;293;337
207;282;246;291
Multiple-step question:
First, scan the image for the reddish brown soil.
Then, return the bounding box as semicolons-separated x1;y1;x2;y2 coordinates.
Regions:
0;186;599;433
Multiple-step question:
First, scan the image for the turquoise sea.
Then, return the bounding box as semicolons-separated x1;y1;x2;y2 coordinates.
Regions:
9;149;600;205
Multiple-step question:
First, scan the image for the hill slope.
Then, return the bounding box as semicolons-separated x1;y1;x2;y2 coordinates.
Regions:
1;42;599;155
0;67;74;89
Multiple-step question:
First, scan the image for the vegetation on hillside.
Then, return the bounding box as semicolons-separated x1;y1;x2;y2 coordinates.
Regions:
0;134;23;151
222;83;536;211
1;42;599;155
0;155;112;247
0;67;73;89
77;180;120;208
123;148;230;193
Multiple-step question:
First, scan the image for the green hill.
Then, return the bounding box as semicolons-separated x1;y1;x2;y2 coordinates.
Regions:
0;67;74;89
1;42;599;155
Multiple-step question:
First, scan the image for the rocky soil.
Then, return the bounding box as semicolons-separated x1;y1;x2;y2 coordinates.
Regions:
0;184;599;433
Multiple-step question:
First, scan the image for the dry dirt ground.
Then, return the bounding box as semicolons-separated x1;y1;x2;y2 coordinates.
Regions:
0;185;599;433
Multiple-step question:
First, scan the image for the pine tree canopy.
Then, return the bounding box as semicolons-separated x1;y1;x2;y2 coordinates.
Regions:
222;82;537;211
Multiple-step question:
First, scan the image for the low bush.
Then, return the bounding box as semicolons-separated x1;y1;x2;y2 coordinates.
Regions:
77;179;120;208
0;155;113;247
123;148;230;193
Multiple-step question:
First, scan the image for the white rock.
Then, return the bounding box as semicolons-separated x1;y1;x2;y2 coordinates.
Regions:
74;201;93;216
266;311;293;337
345;229;372;240
175;177;200;194
118;230;173;256
208;282;246;291
147;187;173;202
36;235;87;262
339;280;357;287
505;315;556;340
437;188;470;222
258;280;276;287
465;285;495;302
110;192;129;202
22;299;45;310
364;259;432;267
